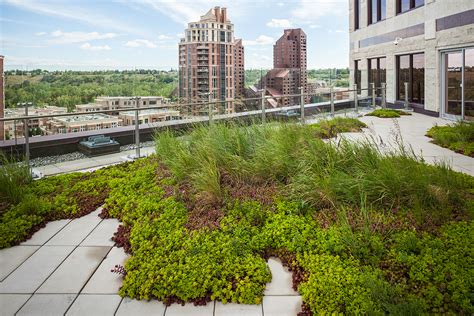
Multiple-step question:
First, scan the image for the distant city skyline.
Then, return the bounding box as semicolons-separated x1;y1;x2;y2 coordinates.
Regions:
0;0;349;70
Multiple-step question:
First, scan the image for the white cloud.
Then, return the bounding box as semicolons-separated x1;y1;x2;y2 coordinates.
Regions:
49;30;118;44
266;19;292;28
125;39;157;48
80;43;111;51
176;33;184;38
335;30;346;33
309;24;321;29
35;31;47;36
277;2;285;6
4;0;146;35
158;34;172;40
243;35;274;46
291;0;346;24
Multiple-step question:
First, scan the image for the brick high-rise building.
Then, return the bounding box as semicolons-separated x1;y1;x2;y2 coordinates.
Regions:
178;7;244;114
234;38;245;98
0;55;4;141
262;29;308;107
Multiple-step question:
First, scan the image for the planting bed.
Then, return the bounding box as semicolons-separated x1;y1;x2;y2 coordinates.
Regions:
1;118;473;315
366;109;412;118
426;121;474;157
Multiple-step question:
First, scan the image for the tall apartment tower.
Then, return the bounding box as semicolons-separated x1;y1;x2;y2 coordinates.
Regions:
263;29;308;106
0;56;4;141
178;7;244;114
234;39;245;98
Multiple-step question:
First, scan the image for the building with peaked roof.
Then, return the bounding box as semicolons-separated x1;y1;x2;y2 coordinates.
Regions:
178;7;244;115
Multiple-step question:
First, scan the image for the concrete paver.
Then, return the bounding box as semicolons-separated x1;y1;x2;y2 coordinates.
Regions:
116;297;166;316
37;246;110;294
0;246;74;294
262;296;303;316
80;219;120;247
82;247;129;294
0;294;31;316
21;220;71;246
45;211;102;246
214;302;263;316
165;302;214;316
65;294;122;316
16;294;76;316
0;245;39;281
265;257;298;296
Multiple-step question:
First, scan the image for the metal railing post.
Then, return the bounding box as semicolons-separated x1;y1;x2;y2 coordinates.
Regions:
260;90;266;125
299;86;305;124
330;86;335;116
24;103;30;170
381;83;387;109
131;96;141;158
404;82;409;110
208;93;213;126
371;83;376;107
353;84;359;113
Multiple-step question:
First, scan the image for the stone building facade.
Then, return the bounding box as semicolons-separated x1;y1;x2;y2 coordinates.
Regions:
349;0;474;119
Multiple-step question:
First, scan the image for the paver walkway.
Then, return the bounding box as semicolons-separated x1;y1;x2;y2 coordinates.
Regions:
0;208;302;316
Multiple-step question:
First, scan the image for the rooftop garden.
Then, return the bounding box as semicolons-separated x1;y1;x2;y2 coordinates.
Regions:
365;109;412;118
1;117;473;314
426;121;474;157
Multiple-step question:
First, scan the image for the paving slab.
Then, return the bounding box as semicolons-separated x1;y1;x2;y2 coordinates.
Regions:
262;296;302;316
16;294;76;316
0;246;74;294
80;219;120;246
0;294;31;316
21;220;71;246
37;246;110;294
65;294;122;316
115;297;166;316
0;246;39;281
214;302;262;316
82;247;129;294
45;212;102;246
165;302;214;316
265;257;298;296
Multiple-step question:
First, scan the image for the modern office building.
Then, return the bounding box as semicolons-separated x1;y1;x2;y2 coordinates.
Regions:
261;29;308;106
47;114;121;134
75;96;168;113
0;56;4;141
178;7;244;114
349;0;474;120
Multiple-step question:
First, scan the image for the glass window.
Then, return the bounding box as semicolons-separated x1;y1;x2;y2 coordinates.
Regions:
371;0;378;24
397;53;424;104
368;57;386;97
354;0;360;30
380;0;386;20
368;0;386;25
414;0;424;7
398;0;424;13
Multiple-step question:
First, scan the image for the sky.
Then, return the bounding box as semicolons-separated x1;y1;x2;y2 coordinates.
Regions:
0;0;349;71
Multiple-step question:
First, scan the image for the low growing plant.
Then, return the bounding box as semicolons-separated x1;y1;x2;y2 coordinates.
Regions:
366;109;412;118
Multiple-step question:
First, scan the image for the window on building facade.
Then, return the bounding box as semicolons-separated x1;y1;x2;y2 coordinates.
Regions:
397;53;424;104
397;0;424;14
368;57;386;96
354;0;360;30
368;0;386;25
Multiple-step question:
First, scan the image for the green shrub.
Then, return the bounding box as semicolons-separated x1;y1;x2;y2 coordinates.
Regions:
426;121;474;157
0;152;32;205
366;109;412;118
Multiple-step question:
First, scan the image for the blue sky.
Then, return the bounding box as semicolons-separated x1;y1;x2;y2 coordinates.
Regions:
0;0;349;70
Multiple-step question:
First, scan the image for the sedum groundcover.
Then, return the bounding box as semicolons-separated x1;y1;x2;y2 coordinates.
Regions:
1;118;473;315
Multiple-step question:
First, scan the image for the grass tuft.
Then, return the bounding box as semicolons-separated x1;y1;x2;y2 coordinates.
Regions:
366;109;412;118
426;121;474;157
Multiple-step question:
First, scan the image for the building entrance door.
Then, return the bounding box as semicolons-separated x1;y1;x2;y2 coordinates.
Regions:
443;48;474;121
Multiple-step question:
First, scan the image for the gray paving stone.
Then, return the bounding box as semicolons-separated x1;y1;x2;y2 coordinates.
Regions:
262;296;302;316
37;246;110;294
0;294;31;316
0;246;74;294
0;246;39;281
115;297;166;316
165;302;214;316
265;257;298;296
21;220;71;246
65;294;122;316
80;219;120;246
45;212;102;246
214;302;262;316
16;294;76;316
82;247;129;294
